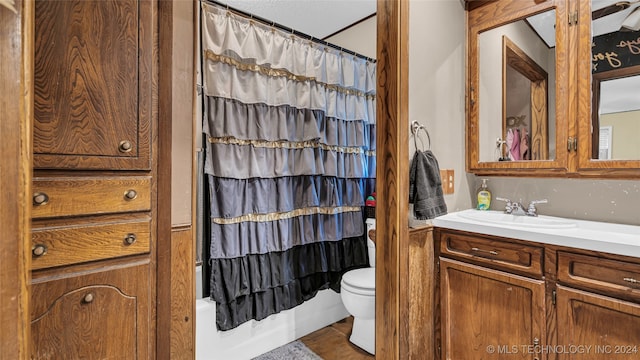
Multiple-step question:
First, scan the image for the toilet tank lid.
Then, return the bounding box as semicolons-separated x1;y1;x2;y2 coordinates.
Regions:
342;267;375;290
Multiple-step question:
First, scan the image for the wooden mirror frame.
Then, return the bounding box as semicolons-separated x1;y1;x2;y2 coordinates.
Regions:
466;0;570;176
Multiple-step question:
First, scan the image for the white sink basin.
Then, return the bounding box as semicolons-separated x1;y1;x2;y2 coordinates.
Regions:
457;210;577;229
433;209;640;258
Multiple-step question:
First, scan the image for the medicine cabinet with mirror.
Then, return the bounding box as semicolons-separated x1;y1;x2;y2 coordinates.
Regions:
467;0;569;175
467;0;640;177
577;0;640;176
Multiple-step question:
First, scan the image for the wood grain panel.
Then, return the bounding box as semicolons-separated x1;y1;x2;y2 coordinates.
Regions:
0;0;32;357
157;0;174;357
440;230;544;278
170;226;194;360
31;262;150;359
32;176;151;219
558;251;640;302
556;285;640;360
33;0;153;170
440;258;546;360
376;0;410;358
32;285;137;359
31;216;151;270
408;226;435;360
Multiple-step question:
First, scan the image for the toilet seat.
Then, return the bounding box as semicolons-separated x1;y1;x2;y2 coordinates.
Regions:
341;268;375;296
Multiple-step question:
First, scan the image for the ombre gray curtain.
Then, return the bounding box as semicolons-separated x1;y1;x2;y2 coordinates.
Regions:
201;2;376;331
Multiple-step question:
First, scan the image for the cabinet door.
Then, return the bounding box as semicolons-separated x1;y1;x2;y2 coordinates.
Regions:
30;263;150;359
440;257;546;360
466;0;572;176
556;285;640;360
33;0;153;170
575;0;640;177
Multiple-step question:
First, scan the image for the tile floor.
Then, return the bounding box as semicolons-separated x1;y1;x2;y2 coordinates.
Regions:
299;317;375;360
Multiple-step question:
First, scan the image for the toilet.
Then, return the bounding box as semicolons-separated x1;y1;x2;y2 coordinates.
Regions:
340;218;376;354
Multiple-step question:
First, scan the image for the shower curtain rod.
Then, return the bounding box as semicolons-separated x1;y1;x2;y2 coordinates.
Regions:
201;0;377;63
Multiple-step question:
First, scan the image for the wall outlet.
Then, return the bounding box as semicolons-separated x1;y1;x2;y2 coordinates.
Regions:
439;169;454;195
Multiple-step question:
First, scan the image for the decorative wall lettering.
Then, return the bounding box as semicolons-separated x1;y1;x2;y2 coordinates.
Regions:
593;31;640;73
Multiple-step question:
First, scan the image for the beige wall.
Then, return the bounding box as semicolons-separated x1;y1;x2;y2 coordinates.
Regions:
408;0;472;216
324;16;376;59
171;0;195;226
600;110;640;160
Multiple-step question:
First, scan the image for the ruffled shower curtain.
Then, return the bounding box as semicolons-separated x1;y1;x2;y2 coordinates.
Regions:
201;3;377;331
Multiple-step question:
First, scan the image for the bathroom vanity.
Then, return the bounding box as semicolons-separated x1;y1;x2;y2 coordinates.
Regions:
433;210;640;360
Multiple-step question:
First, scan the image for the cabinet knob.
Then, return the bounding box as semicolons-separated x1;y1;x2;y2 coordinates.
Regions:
83;293;95;304
124;189;138;201
33;192;49;206
118;140;133;153
124;233;137;245
32;244;47;257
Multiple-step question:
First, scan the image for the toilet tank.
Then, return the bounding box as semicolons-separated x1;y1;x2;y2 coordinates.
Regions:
366;218;376;267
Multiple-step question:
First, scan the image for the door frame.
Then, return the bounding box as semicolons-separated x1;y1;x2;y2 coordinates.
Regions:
0;0;33;358
375;0;410;358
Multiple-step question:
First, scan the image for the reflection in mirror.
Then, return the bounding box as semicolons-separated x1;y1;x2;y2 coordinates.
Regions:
592;67;640;160
591;0;640;160
503;36;548;161
478;9;557;163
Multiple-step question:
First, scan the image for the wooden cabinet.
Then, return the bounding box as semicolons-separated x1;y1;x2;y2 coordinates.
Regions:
33;0;153;171
436;228;640;360
440;258;546;360
556;285;640;360
31;0;158;358
466;0;640;177
31;262;151;359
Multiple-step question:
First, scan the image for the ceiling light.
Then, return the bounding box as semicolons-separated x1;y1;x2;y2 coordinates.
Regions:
621;6;640;31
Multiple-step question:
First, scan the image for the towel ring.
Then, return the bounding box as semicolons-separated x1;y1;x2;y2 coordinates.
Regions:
411;120;431;151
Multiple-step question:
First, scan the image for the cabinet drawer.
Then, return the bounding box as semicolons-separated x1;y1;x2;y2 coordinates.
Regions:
32;176;151;218
558;251;640;301
440;231;543;278
31;216;151;270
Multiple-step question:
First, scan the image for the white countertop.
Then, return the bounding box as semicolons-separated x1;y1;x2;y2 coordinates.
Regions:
432;209;640;258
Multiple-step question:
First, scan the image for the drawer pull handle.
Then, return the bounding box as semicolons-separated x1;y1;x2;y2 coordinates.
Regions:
124;233;137;245
124;189;138;200
32;244;47;257
33;192;49;206
623;277;639;284
118;140;133;153
83;293;95;304
471;247;499;256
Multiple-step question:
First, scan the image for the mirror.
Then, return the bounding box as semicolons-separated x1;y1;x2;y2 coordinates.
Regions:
591;0;640;160
478;8;557;163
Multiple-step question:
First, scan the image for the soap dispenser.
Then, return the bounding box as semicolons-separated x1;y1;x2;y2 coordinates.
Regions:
476;179;491;210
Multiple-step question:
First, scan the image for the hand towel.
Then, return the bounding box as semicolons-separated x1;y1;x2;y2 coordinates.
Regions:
408;149;448;220
520;127;530;160
509;128;521;160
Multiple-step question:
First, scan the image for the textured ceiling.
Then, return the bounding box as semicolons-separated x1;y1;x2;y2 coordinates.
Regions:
216;0;376;39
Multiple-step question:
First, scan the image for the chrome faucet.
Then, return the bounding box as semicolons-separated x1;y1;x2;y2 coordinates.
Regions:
496;197;548;216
